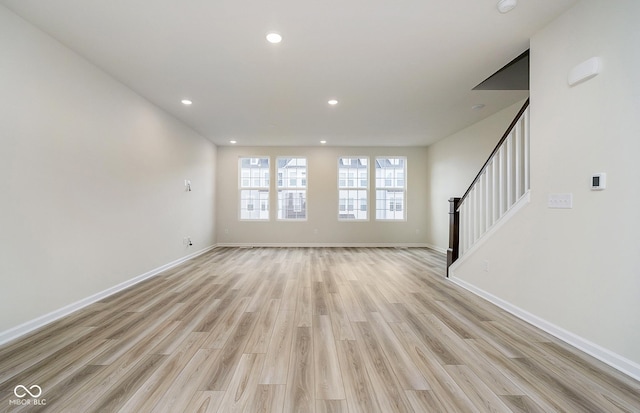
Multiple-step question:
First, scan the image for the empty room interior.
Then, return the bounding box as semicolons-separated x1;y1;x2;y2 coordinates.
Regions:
1;0;639;411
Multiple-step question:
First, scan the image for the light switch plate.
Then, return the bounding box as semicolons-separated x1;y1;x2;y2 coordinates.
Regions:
548;193;573;209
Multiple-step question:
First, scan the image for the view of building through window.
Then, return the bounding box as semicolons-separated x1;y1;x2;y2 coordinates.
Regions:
277;157;307;220
338;157;368;220
239;157;269;220
375;157;406;220
238;156;405;221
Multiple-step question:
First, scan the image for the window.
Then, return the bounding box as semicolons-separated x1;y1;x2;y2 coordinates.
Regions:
277;157;307;220
375;157;406;220
339;157;368;220
239;157;269;220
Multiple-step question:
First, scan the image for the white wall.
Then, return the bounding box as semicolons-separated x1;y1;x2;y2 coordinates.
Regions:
0;6;217;335
450;0;640;377
216;146;428;246
425;101;525;251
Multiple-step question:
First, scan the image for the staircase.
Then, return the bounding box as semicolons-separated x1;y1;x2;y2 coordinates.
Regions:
447;99;530;275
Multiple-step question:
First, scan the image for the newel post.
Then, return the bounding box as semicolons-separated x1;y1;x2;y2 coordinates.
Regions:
446;197;461;277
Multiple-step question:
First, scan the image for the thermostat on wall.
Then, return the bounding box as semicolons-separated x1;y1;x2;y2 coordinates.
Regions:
591;173;606;190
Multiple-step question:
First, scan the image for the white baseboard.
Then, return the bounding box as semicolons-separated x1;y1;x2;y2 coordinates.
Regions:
216;242;430;248
425;244;447;254
0;245;216;347
449;276;640;382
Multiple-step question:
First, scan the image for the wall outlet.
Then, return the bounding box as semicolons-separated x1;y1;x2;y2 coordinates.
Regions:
483;260;490;272
224;228;229;234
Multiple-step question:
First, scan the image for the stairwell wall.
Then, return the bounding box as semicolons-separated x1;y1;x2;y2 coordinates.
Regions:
424;101;526;252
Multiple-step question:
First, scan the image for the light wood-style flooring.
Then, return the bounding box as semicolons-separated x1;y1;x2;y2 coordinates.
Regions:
1;247;639;412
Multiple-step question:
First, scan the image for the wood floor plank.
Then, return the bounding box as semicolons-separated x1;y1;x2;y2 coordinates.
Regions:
395;304;461;366
0;327;103;385
148;304;212;355
313;315;345;400
337;282;367;322
269;275;287;301
201;296;250;349
444;364;513;412
351;321;413;413
112;332;208;412
85;353;167;412
260;310;295;385
217;353;265;412
247;384;286;413
146;348;220;412
295;287;313;327
465;338;566;413
513;356;615;412
388;321;478;413
499;395;547;413
414;294;476;339
361;282;403;322
284;326;314;413
457;338;526;397
89;303;184;365
313;282;330;316
201;311;258;390
316;398;349;413
320;270;339;294
327;292;356;341
245;298;281;354
513;338;639;412
537;341;640;406
0;325;97;384
336;339;381;413
183;391;225;413
280;279;299;312
405;389;447;413
469;337;593;412
1;247;638;413
365;311;430;391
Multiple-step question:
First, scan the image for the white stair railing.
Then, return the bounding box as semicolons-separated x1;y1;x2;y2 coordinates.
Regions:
457;100;530;257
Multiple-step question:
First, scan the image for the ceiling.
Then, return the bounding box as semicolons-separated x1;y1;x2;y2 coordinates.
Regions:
1;0;577;147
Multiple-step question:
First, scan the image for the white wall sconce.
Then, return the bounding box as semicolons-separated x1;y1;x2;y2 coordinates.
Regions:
568;57;601;86
497;0;517;14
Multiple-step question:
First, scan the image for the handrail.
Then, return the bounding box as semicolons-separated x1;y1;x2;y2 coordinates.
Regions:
457;98;529;211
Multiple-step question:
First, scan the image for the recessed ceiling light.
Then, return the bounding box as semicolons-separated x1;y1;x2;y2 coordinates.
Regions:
328;99;338;105
320;140;327;144
472;104;486;110
266;32;282;44
181;99;192;105
497;0;517;13
229;140;237;144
